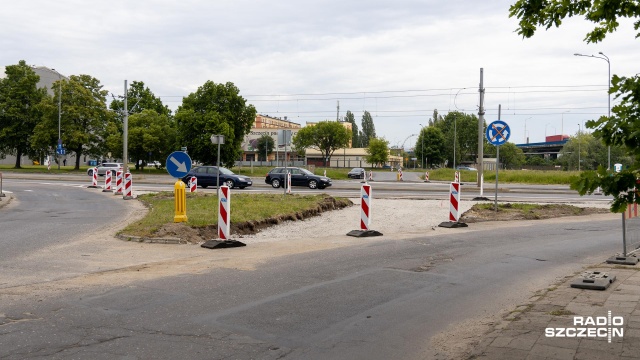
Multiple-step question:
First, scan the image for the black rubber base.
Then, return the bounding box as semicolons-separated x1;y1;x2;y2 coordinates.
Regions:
201;239;247;249
438;221;468;228
472;197;490;201
346;230;384;237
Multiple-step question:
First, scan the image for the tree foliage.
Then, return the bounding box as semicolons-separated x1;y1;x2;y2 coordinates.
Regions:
509;0;640;44
360;111;376;147
32;74;113;169
256;133;274;161
0;60;46;168
292;121;351;166
344;111;360;147
510;0;640;211
175;81;256;167
366;137;389;168
434;111;482;167
415;126;446;168
120;110;176;169
485;142;526;169
110;80;171;117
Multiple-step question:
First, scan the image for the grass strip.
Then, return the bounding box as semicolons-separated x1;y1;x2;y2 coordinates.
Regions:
122;192;348;238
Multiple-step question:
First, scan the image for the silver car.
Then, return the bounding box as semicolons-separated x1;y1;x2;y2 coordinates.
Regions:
87;162;124;176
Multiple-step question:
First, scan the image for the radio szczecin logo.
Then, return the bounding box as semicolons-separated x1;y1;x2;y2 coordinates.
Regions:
545;311;623;343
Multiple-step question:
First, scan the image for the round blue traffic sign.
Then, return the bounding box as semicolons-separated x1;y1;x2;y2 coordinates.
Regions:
486;120;511;146
166;151;192;178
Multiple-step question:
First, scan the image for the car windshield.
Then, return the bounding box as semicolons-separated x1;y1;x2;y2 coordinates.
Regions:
300;168;314;176
218;167;234;175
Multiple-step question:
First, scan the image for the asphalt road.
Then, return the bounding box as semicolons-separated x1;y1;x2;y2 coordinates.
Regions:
0;179;623;359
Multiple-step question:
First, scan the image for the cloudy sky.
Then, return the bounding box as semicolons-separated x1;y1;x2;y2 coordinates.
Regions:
2;0;638;149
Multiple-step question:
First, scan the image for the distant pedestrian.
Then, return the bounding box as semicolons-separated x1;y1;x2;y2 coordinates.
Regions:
63;159;67;166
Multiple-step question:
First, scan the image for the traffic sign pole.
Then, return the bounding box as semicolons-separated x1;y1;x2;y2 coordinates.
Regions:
486;114;510;212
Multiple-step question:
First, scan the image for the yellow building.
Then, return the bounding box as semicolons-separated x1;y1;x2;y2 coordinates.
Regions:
304;148;402;168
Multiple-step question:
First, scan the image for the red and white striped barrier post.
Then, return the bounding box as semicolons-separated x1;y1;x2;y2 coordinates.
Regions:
454;171;460;183
424;171;430;182
123;172;133;200
114;170;123;195
437;182;468;228
397;169;403;181
218;185;230;240
102;170;112;192
286;172;292;194
88;167;99;188
190;176;197;192
361;184;371;230
449;182;461;222
323;169;327;177
368;170;373;182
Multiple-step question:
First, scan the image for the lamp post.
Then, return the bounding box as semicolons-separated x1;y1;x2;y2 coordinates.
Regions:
52;68;62;170
545;123;550;139
561;110;570;135
578;123;581;171
400;134;417;168
419;123;425;169
574;52;611;169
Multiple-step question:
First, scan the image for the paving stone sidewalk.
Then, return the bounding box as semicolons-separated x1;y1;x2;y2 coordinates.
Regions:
469;266;640;360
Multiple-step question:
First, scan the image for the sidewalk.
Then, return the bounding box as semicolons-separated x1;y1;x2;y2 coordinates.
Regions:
469;264;640;359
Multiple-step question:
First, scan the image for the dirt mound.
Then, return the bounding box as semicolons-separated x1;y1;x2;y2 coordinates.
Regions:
153;196;353;243
460;203;610;223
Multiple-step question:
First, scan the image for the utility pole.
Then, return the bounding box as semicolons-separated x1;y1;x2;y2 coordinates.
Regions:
477;68;485;188
336;100;340;121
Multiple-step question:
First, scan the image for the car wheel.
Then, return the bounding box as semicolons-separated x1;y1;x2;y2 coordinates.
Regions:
308;180;318;189
271;179;281;188
239;186;246;189
225;180;235;188
87;169;93;176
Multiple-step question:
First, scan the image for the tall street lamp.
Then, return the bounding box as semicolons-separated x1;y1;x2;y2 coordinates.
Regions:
578;123;582;171
52;68;62;170
545;123;551;139
574;52;611;169
561;110;570;135
419;123;425;169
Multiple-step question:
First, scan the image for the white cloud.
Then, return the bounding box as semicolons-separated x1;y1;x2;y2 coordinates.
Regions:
2;0;639;149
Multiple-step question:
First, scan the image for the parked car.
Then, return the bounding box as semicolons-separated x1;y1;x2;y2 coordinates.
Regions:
456;166;477;171
265;167;332;189
181;166;253;189
347;167;365;179
87;162;124;176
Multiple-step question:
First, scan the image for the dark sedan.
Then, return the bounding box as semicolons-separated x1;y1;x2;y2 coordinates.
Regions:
265;167;331;189
347;167;365;179
181;166;253;189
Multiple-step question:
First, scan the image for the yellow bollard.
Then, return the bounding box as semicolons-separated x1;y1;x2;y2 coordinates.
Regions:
174;180;188;223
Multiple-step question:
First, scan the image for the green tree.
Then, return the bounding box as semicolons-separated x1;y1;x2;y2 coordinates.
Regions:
256;133;274;161
175;81;256;167
366;137;389;168
557;132;632;171
0;60;46;168
360;111;376;147
119;110;176;170
104;81;170;160
509;0;640;211
485;142;525;169
109;80;171;117
292;121;351;166
417;126;446;168
435;111;481;167
345;111;360;147
32;74;113;169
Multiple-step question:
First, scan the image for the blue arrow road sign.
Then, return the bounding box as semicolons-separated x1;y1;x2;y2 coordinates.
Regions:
166;151;192;178
486;120;511;146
